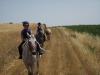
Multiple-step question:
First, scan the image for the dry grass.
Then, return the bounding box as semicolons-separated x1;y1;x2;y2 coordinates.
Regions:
0;25;100;75
0;24;36;74
74;31;100;66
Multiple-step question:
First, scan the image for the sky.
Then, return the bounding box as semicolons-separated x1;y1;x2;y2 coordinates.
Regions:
0;0;100;26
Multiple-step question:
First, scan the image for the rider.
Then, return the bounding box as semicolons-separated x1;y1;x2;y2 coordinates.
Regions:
18;21;45;59
18;21;32;59
35;22;45;54
35;22;46;46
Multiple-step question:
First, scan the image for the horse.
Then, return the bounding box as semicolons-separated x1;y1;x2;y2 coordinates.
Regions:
45;28;51;40
42;24;52;41
22;35;40;75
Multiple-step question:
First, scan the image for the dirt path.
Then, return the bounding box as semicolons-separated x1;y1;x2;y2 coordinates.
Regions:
2;27;100;75
39;27;100;75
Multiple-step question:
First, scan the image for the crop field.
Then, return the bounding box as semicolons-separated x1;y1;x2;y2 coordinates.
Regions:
64;25;100;36
0;24;100;75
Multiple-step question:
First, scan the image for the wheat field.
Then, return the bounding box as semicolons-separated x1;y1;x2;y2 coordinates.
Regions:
0;24;100;75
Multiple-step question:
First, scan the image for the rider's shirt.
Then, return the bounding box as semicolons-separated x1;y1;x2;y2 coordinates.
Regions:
37;27;45;34
21;29;31;40
35;27;46;43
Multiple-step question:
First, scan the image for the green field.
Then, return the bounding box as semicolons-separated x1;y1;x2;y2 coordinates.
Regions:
64;25;100;36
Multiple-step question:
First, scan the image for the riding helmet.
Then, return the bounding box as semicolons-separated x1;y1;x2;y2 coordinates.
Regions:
37;22;41;26
22;21;29;26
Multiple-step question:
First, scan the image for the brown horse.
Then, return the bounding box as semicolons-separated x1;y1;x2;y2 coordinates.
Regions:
45;28;51;40
43;24;52;41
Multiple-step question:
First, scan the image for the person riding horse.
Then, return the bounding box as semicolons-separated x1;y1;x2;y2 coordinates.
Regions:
18;21;44;59
35;22;46;47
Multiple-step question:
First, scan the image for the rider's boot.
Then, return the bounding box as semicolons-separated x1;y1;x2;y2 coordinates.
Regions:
39;47;45;55
19;56;22;59
36;41;45;55
39;46;44;55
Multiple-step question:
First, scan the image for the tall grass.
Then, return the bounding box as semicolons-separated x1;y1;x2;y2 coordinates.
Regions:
64;26;100;65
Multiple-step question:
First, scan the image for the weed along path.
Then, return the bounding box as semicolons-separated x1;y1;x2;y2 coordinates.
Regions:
1;27;100;75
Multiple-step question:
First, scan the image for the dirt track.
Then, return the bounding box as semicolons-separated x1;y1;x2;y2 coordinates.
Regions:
2;27;100;75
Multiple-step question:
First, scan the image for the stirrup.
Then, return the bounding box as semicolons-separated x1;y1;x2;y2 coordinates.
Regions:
39;51;44;55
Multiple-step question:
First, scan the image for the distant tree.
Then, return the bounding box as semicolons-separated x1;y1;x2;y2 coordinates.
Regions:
9;22;13;24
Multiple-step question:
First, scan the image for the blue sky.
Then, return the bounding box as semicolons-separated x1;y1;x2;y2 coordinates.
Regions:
0;0;100;26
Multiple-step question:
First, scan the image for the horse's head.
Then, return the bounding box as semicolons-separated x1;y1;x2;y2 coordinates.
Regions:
22;34;37;55
28;35;37;52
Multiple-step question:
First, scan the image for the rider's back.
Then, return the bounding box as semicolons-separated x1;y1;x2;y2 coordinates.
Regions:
35;27;45;43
